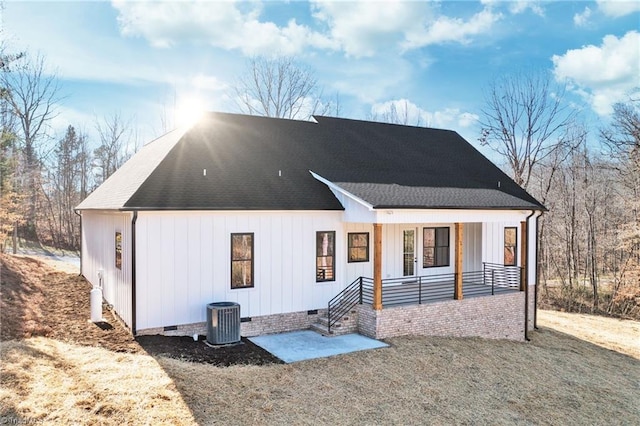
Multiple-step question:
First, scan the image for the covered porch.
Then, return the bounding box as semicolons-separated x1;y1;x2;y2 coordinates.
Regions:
326;213;536;340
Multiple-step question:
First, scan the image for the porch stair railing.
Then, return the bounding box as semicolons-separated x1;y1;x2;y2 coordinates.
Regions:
326;277;363;333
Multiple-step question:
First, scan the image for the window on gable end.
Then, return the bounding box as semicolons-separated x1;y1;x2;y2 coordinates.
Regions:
231;233;254;289
115;231;122;270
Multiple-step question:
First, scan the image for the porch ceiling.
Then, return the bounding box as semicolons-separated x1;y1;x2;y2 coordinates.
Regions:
354;208;538;225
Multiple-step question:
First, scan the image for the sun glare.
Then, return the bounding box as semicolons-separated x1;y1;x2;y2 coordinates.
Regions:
175;96;207;128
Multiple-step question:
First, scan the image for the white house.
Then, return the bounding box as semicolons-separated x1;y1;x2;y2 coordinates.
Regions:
76;113;545;341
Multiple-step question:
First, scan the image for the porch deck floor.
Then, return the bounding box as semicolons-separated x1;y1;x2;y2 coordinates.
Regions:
248;330;388;363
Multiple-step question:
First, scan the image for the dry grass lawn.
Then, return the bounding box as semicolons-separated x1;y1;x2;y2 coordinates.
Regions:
2;255;639;425
1;338;194;424
538;309;640;359
158;330;640;425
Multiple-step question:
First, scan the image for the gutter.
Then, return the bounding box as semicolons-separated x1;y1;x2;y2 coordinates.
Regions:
131;211;138;335
73;209;82;277
524;210;536;342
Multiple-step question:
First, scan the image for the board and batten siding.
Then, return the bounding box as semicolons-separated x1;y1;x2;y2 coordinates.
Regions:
134;211;346;331
376;223;482;279
482;221;536;268
344;223;374;284
81;211;133;328
342;222;485;280
463;223;483;272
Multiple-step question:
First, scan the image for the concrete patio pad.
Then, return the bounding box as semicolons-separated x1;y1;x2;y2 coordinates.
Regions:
248;330;388;363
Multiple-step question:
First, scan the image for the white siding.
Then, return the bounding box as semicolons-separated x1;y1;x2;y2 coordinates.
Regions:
381;223;459;279
81;211;133;328
135;211;346;331
483;222;518;266
344;223;374;284
130;208;540;331
463;223;483;272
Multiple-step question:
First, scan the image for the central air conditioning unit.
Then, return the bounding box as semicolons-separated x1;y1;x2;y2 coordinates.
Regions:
206;302;241;345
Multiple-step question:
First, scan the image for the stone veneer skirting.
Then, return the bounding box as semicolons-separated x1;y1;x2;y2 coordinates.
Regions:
357;291;527;341
135;308;328;337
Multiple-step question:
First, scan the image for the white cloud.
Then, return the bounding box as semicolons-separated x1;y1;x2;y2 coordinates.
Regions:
311;1;431;56
403;8;502;48
112;0;336;55
370;99;478;129
113;1;502;58
597;0;640;17
458;112;480;128
552;31;640;115
509;1;545;17
573;7;592;27
312;1;502;54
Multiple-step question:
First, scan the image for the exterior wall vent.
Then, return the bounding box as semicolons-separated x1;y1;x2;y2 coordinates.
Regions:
206;302;241;344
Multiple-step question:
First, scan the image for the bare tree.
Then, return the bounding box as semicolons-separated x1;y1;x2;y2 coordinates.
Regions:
1;52;61;236
93;113;132;185
0;43;26;252
39;125;88;249
479;70;576;190
601;97;640;219
0;128;24;252
600;96;640;313
233;56;332;120
369;99;425;127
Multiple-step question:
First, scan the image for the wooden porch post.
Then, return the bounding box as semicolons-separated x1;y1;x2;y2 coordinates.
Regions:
520;221;527;291
373;223;383;310
454;223;463;300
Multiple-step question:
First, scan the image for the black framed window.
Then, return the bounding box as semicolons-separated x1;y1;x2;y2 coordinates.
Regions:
423;227;450;268
115;231;122;270
316;231;335;282
504;227;517;266
348;232;369;263
231;233;254;289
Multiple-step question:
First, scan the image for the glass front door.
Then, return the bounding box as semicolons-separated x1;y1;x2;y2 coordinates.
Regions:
403;229;416;277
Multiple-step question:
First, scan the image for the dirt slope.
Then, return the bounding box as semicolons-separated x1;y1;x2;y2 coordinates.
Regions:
0;254;279;365
1;254;141;353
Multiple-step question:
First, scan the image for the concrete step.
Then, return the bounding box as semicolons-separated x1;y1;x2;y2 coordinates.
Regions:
311;313;358;337
309;321;333;336
310;321;354;337
316;315;352;327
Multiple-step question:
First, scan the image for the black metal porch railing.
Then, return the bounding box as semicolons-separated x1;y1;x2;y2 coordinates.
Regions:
482;262;523;294
327;277;363;332
326;264;522;333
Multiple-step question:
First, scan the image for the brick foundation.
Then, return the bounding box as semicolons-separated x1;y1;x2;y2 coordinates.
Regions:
135;309;327;337
357;291;526;341
240;309;327;337
135;290;530;341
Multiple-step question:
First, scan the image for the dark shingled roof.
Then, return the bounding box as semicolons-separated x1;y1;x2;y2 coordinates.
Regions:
98;112;543;211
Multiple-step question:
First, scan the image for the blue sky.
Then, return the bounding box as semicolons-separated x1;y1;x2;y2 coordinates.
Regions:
3;1;639;152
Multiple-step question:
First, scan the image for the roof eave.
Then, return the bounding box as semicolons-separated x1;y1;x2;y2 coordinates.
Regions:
373;204;547;211
118;206;346;212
